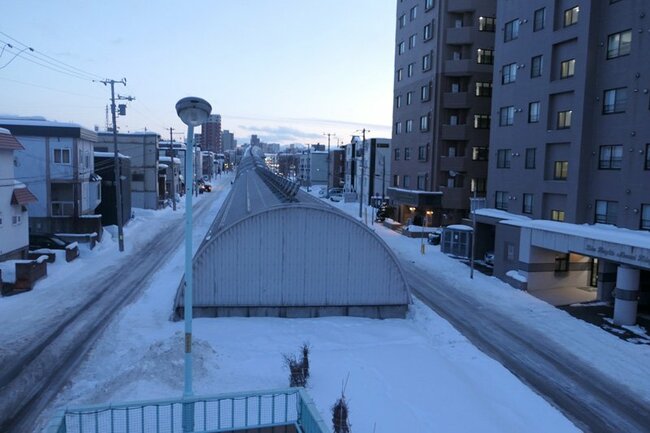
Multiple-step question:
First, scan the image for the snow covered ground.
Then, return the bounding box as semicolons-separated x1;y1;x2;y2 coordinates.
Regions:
20;183;649;432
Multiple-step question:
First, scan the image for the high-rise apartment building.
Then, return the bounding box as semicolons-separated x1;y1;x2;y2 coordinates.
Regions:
389;0;496;227
221;130;235;151
201;114;222;153
479;0;650;325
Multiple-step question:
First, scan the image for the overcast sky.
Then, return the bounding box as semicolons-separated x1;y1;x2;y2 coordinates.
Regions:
0;0;396;145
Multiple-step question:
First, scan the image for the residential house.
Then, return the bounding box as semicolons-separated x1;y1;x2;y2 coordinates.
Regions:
0;116;102;236
96;131;160;209
0;128;37;261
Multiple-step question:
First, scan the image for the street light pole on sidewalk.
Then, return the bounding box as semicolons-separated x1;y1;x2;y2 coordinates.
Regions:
176;97;211;433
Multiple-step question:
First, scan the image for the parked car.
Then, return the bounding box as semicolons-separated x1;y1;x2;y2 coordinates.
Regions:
197;179;212;192
484;251;495;266
29;233;72;250
427;228;442;245
328;188;343;202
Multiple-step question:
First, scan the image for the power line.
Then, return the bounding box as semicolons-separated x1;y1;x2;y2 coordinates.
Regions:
0;31;103;81
0;76;104;100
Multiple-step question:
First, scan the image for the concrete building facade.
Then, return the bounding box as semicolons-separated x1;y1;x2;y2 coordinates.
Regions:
390;0;496;227
201;114;222;153
481;0;650;325
221;130;236;151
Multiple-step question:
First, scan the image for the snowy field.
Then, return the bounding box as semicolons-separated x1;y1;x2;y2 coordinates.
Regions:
19;181;648;432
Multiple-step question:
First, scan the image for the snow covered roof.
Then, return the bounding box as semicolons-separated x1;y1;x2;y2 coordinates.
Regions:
475;208;532;221
94;151;130;158
502;219;650;250
159;156;181;164
0;115;82;128
0;128;23;150
446;224;473;231
388;187;442;195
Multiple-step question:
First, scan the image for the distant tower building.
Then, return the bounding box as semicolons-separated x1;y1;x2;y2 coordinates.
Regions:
201;114;222;153
250;134;261;148
194;133;203;149
222;129;235;151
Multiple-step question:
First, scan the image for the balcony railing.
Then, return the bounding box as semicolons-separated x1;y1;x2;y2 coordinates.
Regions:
46;388;328;433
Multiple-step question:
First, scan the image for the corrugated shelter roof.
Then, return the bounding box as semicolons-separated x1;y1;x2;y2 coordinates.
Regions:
175;146;411;319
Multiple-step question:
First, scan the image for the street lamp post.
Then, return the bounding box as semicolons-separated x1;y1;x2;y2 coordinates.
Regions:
323;133;335;198
176;97;211;433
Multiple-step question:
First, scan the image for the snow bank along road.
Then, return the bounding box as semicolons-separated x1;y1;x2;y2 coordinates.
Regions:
0;189;225;433
403;260;650;433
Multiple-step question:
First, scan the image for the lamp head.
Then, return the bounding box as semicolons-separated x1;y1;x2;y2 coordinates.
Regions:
176;97;212;127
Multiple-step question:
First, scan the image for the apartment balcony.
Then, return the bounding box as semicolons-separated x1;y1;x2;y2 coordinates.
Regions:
439;156;468;172
441;124;468;141
46;388;328;433
443;59;473;76
440;186;469;210
442;92;470;109
447;0;474;12
446;27;473;45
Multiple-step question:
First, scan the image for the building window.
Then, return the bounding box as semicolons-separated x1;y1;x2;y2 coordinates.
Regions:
395;95;402;108
403;175;411;188
554;161;568;180
533;8;545;31
12;215;21;225
423;22;433;41
595;200;617;224
398;41;405;55
396;68;403;82
560;59;575;78
557;110;572;129
472;147;488;161
474;114;491;129
504;19;520;42
471;177;486;193
495;191;508;210
551;210;566;221
555;254;569;273
603;88;627;114
531;55;543;78
394;148;400;160
564;6;579;27
420;114;430;131
409;34;417;49
528;101;540;123
425;0;434;10
422;53;432;71
398;14;406;29
477;49;494;65
393;175;400;187
417;175;426;190
475;81;492;97
418;146;427;160
404;147;411;160
599;145;623;169
641;204;650;230
395;122;402;135
607;30;632;59
407;63;414;77
525;148;536;169
479;16;495;32
499;106;515;126
406;91;413;105
523;193;533;214
646;143;650;170
410;5;417;21
497;149;511;168
53;148;71;164
406;120;413;133
421;83;431;101
502;62;517;84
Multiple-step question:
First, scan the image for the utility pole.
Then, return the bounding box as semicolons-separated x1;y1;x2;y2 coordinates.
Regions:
169;127;177;211
357;128;369;219
323;132;335;198
470;187;477;279
98;78;129;252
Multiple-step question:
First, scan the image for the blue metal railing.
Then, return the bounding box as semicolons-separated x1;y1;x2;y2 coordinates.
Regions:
46;388;329;433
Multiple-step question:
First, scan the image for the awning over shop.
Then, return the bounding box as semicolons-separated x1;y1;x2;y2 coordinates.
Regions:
387;187;442;208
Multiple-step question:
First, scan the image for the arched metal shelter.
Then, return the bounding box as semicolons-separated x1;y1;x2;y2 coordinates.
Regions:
173;147;411;319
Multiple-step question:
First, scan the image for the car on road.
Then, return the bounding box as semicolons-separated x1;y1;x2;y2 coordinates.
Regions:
484;251;495;266
328;188;344;202
197;179;212;192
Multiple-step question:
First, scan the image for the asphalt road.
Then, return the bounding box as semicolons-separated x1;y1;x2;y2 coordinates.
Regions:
401;260;650;433
0;190;222;433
